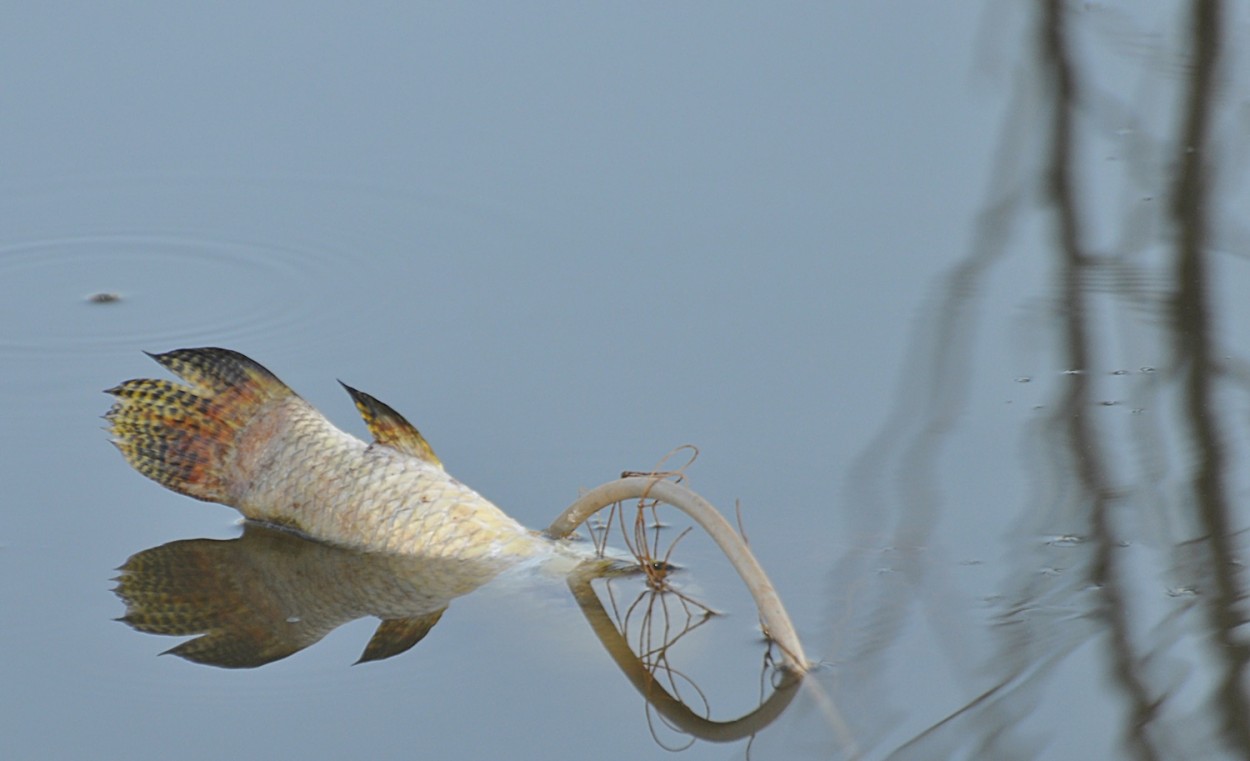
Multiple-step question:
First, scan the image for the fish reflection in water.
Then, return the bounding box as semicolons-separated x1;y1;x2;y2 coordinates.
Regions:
114;521;509;668
114;521;800;747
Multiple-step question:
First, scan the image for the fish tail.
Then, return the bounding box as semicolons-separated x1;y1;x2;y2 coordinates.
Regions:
105;348;294;503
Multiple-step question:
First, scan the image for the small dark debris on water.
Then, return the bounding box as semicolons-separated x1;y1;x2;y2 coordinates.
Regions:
86;292;123;304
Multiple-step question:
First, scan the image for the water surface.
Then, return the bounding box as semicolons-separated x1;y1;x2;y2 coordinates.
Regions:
4;2;1250;760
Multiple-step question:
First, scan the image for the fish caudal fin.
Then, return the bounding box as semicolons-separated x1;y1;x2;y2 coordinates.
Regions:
105;348;295;504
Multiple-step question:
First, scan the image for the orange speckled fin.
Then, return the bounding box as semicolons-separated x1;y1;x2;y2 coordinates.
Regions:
356;610;447;664
146;347;285;396
105;348;295;503
339;382;442;468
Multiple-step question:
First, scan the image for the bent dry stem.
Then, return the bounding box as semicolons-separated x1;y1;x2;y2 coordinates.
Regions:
544;476;810;674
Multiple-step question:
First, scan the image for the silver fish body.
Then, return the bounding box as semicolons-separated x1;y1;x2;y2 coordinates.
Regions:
106;348;547;560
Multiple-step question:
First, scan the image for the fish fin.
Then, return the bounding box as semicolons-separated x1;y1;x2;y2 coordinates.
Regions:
338;382;442;467
105;348;295;503
355;610;447;664
145;347;285;396
161;632;303;669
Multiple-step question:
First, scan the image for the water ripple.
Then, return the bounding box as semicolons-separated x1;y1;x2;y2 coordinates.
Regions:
0;230;354;356
0;174;421;360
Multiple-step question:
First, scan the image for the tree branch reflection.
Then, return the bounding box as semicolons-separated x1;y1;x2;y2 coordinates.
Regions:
1041;1;1163;757
831;1;1246;758
1167;1;1250;752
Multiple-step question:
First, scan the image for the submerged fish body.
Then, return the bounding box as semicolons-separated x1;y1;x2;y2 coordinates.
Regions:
106;348;546;559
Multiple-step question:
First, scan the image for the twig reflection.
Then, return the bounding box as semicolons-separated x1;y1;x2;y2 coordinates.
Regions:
567;562;801;747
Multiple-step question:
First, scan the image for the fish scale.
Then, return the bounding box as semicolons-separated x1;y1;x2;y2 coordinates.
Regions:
106;347;548;560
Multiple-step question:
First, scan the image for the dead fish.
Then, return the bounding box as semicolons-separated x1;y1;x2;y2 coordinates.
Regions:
105;348;548;559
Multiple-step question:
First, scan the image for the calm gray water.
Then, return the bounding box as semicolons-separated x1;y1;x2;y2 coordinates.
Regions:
4;2;1250;759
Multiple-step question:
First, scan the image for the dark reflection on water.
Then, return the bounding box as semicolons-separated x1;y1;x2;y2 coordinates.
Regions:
1167;3;1250;754
832;3;1250;759
567;566;801;749
115;523;501;668
116;521;796;750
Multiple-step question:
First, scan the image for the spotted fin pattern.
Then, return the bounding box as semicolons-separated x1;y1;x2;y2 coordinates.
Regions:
105;348;294;504
340;381;442;467
114;534;306;668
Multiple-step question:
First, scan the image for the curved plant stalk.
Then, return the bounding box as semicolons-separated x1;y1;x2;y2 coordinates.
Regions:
566;563;802;742
545;476;810;673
